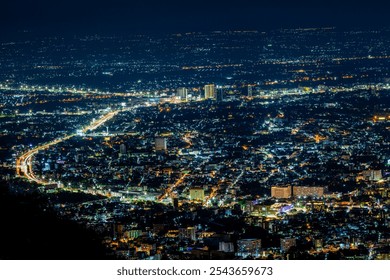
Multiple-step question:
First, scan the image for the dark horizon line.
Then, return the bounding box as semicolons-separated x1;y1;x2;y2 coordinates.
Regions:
2;24;390;40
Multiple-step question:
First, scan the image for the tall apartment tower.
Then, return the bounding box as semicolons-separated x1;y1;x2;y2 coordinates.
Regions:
216;86;224;102
204;84;215;99
177;87;188;101
247;85;253;97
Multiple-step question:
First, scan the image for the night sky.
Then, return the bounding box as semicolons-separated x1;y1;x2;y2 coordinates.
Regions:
2;0;390;36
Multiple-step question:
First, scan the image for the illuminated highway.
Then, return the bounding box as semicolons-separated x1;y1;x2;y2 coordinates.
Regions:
16;109;120;186
158;173;189;201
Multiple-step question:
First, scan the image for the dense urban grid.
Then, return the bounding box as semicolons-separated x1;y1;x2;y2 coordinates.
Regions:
0;27;390;259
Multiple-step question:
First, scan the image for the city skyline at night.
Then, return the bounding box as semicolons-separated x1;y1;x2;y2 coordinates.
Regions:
0;1;389;261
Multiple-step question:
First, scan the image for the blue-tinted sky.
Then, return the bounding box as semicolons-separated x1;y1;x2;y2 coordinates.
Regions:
2;0;390;35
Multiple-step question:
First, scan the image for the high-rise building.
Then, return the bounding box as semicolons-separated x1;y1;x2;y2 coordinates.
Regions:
204;84;215;99
247;85;253;97
155;137;167;151
177;87;188;101
271;186;291;198
216;86;224;102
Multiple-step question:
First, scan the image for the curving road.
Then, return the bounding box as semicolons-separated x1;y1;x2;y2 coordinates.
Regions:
16;110;120;185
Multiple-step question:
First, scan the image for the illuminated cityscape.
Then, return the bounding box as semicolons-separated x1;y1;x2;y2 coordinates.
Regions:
0;1;390;260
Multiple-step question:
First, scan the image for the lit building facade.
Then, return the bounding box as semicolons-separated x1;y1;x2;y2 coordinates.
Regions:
271;186;291;198
293;186;326;197
204;84;215;99
177;87;188;101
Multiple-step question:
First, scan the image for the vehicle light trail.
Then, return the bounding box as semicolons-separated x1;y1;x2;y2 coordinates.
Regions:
16;110;119;185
